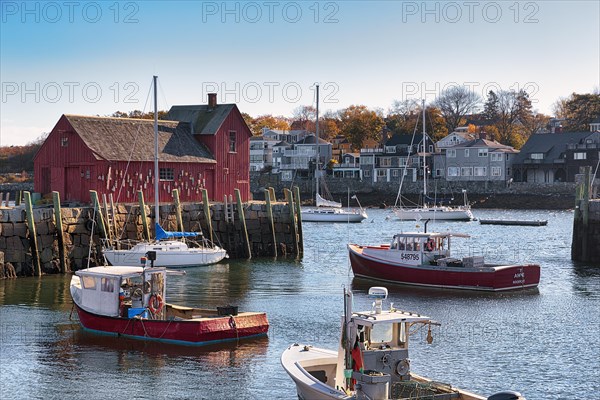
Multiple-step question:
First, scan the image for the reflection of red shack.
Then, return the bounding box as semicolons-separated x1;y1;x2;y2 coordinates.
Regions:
34;94;252;203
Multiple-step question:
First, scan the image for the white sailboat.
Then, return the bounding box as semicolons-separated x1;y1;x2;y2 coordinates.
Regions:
301;84;367;223
393;100;473;221
103;76;228;268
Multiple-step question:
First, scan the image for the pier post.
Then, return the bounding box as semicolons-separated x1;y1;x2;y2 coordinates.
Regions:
265;189;277;257
235;189;252;259
284;188;299;257
268;187;276;202
52;191;67;273
172;189;184;232
571;166;599;263
24;191;41;276
89;190;108;240
201;189;214;243
138;190;150;241
293;186;304;256
16;191;22;206
101;193;113;244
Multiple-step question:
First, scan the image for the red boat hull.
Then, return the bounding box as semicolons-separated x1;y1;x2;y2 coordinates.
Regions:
75;306;269;345
348;244;540;291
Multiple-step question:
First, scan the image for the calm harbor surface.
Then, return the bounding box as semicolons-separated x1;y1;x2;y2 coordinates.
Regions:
1;209;599;399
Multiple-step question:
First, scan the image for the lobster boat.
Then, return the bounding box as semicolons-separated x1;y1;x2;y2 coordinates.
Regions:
70;252;269;345
281;287;526;400
348;230;540;291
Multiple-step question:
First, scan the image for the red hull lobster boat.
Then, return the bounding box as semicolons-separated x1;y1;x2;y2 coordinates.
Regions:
70;262;269;345
348;232;540;292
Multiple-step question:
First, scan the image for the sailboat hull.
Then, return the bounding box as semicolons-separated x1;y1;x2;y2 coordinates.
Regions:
103;241;227;267
301;208;367;223
393;207;473;221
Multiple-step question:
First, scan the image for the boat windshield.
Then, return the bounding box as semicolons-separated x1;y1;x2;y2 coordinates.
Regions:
370;322;393;344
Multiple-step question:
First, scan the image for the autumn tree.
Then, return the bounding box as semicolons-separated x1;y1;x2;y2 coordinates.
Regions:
318;111;341;141
434;86;481;133
250;115;290;136
561;93;600;131
339;105;385;149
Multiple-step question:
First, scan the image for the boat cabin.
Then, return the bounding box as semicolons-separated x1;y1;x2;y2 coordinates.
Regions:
72;265;167;318
388;232;468;265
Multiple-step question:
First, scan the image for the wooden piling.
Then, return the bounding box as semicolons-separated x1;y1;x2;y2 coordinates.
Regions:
52;191;67;273
293;186;304;255
265;189;277;257
201;189;214;243
89;190;108;240
101;193;113;243
172;188;184;232
24;192;41;276
138;190;150;241
4;192;9;207
284;188;299;257
235;189;252;259
16;191;22;206
572;166;596;262
268;187;276;202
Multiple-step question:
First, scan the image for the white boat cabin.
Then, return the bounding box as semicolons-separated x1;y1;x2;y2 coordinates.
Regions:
387;232;469;266
334;287;437;394
71;266;167;318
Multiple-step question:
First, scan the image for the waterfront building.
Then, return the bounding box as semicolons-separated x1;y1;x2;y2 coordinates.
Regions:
34;94;253;203
433;138;519;183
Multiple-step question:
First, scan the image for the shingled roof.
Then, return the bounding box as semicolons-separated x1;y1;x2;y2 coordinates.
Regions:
450;138;518;152
65;115;215;163
167;104;237;135
513;131;594;164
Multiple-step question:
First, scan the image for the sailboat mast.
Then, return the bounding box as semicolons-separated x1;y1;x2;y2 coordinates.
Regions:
422;99;427;198
315;84;319;200
153;76;159;231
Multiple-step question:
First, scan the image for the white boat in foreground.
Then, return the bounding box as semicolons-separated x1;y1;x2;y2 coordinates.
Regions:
281;287;526;400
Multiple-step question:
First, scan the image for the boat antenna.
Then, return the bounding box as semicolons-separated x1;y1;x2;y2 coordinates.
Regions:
153;75;160;238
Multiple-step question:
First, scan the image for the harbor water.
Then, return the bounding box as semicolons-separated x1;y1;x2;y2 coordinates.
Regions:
1;209;598;399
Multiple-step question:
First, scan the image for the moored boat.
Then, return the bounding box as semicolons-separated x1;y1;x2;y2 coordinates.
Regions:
348;230;540;291
281;287;526;400
70;252;269;345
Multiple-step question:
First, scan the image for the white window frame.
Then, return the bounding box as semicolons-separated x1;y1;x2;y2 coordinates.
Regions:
474;167;487;176
464;149;470;158
447;167;460;177
447;149;456;158
478;149;488;157
461;167;473;177
574;152;586;160
491;166;502;177
530;153;544;160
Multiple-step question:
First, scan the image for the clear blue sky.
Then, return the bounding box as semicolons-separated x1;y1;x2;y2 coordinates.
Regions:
1;0;599;146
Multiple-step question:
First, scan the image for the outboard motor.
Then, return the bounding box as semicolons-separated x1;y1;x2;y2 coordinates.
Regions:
488;391;525;400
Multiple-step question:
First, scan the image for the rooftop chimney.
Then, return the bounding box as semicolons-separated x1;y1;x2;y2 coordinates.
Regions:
208;93;217;109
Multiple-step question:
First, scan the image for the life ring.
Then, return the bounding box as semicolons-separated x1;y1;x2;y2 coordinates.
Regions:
425;239;435;251
148;294;164;314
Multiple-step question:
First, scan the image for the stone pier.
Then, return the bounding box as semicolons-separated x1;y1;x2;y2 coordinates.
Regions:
0;199;301;277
